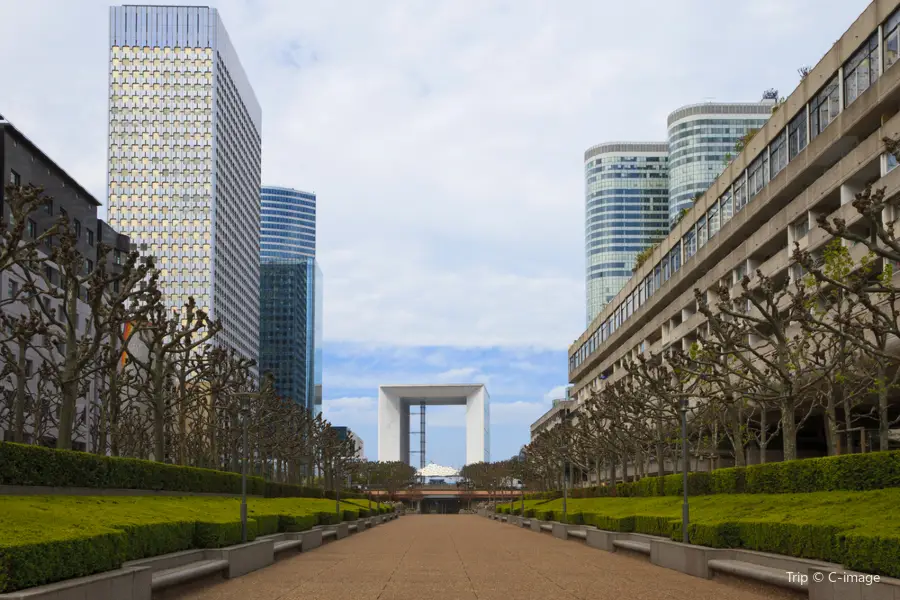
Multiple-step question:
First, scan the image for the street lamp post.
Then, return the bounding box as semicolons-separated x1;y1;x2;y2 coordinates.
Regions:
680;398;690;544
234;391;260;544
241;393;251;543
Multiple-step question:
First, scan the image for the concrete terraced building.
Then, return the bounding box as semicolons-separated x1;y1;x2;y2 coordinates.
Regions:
570;0;900;430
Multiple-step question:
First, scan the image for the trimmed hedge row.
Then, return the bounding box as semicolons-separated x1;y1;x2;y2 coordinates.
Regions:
0;498;392;592
562;451;900;498
0;442;366;499
496;497;900;578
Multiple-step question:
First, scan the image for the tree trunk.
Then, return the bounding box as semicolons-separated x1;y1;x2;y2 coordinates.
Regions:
729;398;746;467
56;283;80;450
655;421;666;494
208;391;218;468
759;407;769;464
824;383;839;456
878;362;890;451
13;337;27;443
152;347;166;462
781;399;797;462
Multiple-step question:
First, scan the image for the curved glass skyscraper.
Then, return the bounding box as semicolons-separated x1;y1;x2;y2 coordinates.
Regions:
260;186;316;260
259;185;321;416
584;142;669;324
667;102;774;225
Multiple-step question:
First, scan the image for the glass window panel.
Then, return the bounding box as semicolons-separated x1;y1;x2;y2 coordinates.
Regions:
789;110;808;159
770;130;788;178
720;190;733;224
697;215;708;248
810;77;840;139
885;9;900;69
734;174;748;212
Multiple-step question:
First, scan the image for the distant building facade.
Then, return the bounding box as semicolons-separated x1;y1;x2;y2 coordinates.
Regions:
259;184;322;416
333;426;365;460
260;186;316;260
106;5;262;370
259;258;322;416
584;142;669;323
666;101;775;225
1;114;131;450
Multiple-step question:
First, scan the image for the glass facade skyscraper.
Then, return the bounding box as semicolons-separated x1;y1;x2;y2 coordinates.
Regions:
584;142;669;324
259;184;322;416
259;258;322;416
667;102;774;225
106;6;262;368
261;186;316;260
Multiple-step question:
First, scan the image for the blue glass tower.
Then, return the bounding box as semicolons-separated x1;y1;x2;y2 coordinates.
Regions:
584;142;669;324
261;186;316;260
259;185;322;416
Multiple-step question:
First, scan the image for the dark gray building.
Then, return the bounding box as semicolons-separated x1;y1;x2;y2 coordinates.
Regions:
1;114;131;449
2;114;101;268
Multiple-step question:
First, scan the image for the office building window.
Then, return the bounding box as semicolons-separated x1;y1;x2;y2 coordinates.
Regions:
683;228;697;260
8;279;19;299
114;249;122;265
74;219;82;240
792;217;810;240
9;170;20;186
885;8;900;69
748;151;769;198
844;33;879;106
671;241;682;272
27;219;37;239
708;201;720;238
697;215;708;248
87;229;94;246
810;77;840;139
720;190;733;224
789;111;808;158
734;174;748;212
770;130;788;178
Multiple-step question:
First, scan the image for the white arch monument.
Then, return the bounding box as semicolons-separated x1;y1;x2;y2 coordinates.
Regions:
377;384;490;466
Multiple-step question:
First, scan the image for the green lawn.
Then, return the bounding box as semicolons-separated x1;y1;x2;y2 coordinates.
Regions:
0;495;390;592
498;489;900;577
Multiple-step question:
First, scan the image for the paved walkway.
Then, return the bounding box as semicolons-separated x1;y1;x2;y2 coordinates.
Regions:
168;515;795;600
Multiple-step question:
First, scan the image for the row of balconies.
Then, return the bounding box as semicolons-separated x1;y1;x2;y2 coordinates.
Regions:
574;80;900;396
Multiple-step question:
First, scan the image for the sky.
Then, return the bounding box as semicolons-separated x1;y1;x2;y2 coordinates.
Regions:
0;0;872;467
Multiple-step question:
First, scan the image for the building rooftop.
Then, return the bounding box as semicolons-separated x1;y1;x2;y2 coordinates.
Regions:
0;114;101;207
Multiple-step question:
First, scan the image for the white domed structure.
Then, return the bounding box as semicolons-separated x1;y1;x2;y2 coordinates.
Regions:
416;463;460;478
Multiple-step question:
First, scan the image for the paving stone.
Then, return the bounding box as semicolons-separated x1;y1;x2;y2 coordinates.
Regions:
159;515;796;600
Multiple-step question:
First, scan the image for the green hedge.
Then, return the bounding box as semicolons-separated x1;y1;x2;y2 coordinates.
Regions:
0;495;391;592
0;442;359;499
548;451;900;498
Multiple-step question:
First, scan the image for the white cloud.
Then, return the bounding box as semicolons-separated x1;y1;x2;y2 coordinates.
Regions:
322;396;377;428
491;401;548;426
0;0;871;355
324;396;376;411
433;367;484;383
543;385;568;402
